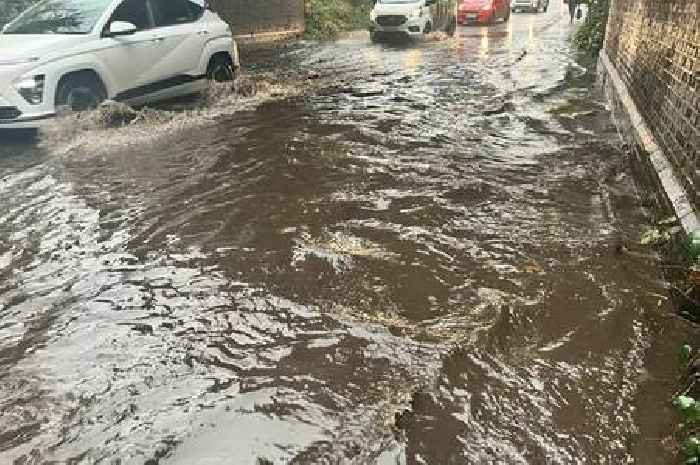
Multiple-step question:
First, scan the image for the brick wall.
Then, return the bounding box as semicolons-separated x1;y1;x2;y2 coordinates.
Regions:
604;0;699;209
208;0;305;35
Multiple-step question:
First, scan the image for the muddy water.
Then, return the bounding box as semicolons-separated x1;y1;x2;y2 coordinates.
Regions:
1;5;695;465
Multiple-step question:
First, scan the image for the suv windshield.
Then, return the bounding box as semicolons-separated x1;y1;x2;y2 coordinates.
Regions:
3;0;112;34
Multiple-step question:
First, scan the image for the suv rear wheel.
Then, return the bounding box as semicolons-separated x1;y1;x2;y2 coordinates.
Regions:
55;73;107;113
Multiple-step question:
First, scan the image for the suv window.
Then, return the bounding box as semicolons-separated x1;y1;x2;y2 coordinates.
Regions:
4;0;113;35
109;0;154;30
149;0;203;27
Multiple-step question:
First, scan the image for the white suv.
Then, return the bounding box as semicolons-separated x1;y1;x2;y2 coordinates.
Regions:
0;0;238;129
370;0;436;41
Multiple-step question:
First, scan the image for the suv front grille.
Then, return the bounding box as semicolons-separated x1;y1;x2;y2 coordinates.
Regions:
376;15;407;26
0;106;21;121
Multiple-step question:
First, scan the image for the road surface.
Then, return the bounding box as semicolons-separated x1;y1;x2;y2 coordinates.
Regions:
0;3;692;464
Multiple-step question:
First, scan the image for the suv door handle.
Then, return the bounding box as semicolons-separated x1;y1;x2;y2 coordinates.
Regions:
151;36;165;42
198;30;209;35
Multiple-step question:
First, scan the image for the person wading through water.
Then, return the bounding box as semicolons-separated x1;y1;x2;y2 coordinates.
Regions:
568;0;580;23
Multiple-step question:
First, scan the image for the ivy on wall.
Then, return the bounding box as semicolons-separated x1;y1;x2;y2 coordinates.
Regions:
304;0;372;40
574;0;610;53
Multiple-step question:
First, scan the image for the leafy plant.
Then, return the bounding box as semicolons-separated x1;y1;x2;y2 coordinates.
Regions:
681;344;694;366
674;396;698;416
674;345;700;463
640;228;668;246
639;217;683;247
304;0;372;40
574;0;609;54
673;396;700;462
684;231;700;262
684;437;700;463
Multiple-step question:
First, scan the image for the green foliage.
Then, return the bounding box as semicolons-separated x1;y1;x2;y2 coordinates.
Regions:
673;396;700;462
304;0;372;40
681;344;694;365
684;437;700;463
684;231;700;262
674;395;697;413
640;228;668;246
0;0;36;28
638;216;689;248
639;222;683;247
574;0;609;54
673;344;700;463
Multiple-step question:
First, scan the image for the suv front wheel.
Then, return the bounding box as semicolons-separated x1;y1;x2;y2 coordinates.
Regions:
55;72;107;114
207;55;235;82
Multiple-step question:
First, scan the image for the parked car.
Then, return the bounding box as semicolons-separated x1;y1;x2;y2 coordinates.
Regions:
369;0;457;42
511;0;549;12
458;0;510;25
0;0;239;129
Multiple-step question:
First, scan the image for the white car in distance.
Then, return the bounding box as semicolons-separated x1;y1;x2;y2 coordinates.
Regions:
369;0;436;42
0;0;239;129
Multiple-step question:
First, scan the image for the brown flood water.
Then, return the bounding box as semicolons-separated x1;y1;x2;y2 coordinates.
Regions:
0;4;696;464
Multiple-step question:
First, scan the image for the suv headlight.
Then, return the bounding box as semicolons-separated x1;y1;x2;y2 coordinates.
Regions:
14;75;45;105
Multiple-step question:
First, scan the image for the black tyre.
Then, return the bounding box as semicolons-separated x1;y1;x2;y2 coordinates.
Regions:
207;55;235;82
55;73;106;113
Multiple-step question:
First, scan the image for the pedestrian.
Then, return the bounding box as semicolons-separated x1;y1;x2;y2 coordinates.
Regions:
568;0;579;23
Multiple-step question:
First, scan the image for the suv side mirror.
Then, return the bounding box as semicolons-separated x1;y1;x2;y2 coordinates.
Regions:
425;0;437;5
108;21;137;37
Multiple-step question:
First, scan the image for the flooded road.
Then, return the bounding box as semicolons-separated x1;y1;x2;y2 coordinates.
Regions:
1;4;695;464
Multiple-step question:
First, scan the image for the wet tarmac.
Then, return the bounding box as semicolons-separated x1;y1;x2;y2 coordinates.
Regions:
1;4;696;464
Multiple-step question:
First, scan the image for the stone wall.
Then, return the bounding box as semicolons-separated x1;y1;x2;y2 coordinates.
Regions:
208;0;305;36
603;0;699;211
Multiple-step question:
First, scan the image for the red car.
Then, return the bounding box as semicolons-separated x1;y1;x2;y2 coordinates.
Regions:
458;0;511;25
